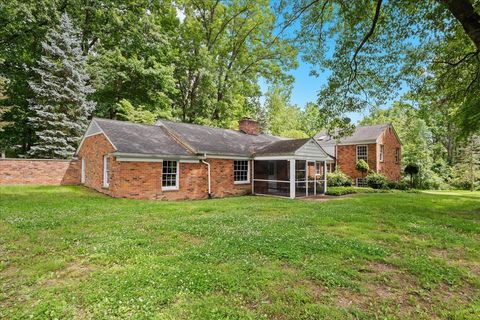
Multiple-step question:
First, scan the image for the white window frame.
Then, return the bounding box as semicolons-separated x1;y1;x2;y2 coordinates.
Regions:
315;161;322;175
395;148;400;164
233;160;250;184
162;160;179;190
103;155;109;188
81;158;86;184
356;177;367;187
379;144;384;162
356;145;368;162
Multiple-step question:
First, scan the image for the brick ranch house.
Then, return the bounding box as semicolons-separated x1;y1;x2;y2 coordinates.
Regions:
315;124;402;186
75;118;333;200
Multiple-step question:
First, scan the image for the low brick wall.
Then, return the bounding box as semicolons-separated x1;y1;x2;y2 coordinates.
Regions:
0;159;81;185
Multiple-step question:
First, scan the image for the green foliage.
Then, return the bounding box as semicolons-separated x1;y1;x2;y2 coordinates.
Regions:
116;99;162;125
366;173;389;190
0;0;297;157
283;0;480;136
325;186;391;196
28;13;94;159
327;170;353;187
355;160;369;174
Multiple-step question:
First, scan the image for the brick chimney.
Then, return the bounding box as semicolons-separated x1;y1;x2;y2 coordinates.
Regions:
239;118;260;135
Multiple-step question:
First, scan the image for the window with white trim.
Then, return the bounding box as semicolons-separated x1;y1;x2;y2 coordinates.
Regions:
395;148;400;164
356;145;368;161
81;158;86;184
162;160;179;190
103;155;109;188
356;177;367;187
234;160;249;183
315;161;321;175
379;144;384;162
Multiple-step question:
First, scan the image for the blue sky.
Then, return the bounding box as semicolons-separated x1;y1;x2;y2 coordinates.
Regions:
259;57;367;124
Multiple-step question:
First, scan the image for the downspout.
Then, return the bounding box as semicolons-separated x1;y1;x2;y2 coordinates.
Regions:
201;155;212;199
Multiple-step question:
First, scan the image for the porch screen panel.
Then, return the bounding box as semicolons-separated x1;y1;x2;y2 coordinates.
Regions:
295;160;307;197
253;160;290;197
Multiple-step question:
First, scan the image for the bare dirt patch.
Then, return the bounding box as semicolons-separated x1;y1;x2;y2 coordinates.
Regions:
42;261;93;287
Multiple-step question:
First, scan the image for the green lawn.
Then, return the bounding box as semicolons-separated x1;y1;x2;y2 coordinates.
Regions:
0;186;479;319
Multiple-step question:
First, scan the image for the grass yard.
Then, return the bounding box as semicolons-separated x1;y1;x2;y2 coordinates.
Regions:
0;186;479;319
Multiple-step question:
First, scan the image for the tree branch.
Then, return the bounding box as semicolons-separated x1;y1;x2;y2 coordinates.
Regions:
348;0;383;85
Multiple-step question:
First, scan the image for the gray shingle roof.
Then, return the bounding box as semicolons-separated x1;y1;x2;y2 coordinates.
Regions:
315;124;390;145
157;120;281;156
254;138;310;156
80;118;332;159
92;118;192;156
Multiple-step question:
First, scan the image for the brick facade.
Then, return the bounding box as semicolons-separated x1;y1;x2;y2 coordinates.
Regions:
336;127;401;183
0;159;80;185
376;126;401;181
76;133;252;200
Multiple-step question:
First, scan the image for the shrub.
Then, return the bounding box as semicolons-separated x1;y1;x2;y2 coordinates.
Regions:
355;160;369;174
366;173;389;189
327;170;353;187
326;186;391;196
387;180;409;190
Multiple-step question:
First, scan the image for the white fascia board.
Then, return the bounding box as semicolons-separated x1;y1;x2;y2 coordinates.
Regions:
114;152;201;162
205;154;252;160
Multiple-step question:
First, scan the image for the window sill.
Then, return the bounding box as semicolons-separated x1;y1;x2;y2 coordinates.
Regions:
162;187;179;191
234;181;250;185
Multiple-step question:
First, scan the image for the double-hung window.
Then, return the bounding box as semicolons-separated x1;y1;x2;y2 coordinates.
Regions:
162;160;179;190
356;145;368;161
315;161;322;175
379;144;384;162
103;155;109;188
395;148;400;164
234;160;249;184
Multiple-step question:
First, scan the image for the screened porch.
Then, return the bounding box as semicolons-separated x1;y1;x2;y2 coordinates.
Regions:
252;159;328;198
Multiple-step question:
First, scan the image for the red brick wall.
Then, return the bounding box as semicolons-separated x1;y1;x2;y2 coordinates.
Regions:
335;127;401;182
336;143;377;180
0;159;80;185
377;127;401;181
77;133;252;200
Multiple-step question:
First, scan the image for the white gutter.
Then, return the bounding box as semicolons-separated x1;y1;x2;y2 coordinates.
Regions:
201;155;212;199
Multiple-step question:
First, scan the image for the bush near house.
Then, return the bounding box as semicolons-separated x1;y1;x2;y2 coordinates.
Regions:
325;186;392;196
327;170;353;187
366;173;389;189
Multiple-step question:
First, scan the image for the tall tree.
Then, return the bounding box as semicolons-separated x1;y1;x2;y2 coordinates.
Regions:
277;0;480;135
173;0;297;127
28;13;95;159
452;135;480;191
264;85;307;138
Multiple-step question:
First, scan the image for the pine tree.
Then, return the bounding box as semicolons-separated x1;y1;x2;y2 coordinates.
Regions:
28;13;95;159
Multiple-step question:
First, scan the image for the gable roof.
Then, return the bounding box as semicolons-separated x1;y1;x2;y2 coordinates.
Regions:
156;119;281;156
76;118;192;156
77;118;332;160
254;138;310;156
315;124;394;145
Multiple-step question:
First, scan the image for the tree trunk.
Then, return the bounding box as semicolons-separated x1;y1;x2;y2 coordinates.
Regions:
441;0;480;51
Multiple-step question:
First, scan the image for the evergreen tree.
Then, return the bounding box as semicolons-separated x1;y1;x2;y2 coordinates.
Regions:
28;13;95;159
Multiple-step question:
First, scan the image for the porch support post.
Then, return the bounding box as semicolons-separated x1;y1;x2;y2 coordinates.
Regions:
323;161;327;194
289;159;296;199
305;160;308;197
251;160;255;194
